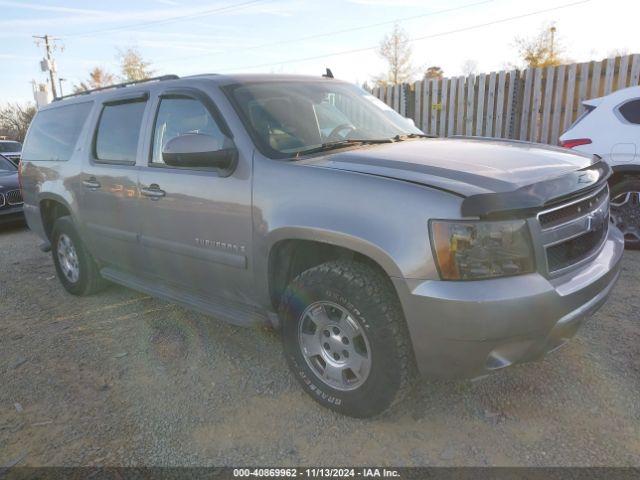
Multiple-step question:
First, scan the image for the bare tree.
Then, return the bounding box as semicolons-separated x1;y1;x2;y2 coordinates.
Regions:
461;59;478;76
608;48;629;58
424;66;444;80
118;47;155;82
514;22;569;68
374;24;416;86
0;103;37;142
74;67;116;92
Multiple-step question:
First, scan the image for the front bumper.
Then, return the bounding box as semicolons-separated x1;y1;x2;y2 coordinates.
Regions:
0;205;24;225
392;226;624;379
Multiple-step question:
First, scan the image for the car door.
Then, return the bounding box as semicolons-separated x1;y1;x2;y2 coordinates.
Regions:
136;87;253;303
611;98;640;164
78;93;147;273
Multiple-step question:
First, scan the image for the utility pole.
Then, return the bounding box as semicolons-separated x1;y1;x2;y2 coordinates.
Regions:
549;26;557;63
33;34;61;98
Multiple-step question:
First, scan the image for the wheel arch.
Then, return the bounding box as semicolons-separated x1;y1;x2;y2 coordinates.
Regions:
610;165;640;187
266;229;402;312
38;194;75;241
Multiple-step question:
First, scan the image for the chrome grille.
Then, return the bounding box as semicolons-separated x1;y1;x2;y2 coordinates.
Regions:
5;189;23;205
537;185;610;274
539;187;609;229
0;193;4;208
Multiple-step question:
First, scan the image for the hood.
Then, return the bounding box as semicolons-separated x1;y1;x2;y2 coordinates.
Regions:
304;137;595;196
302;138;607;216
0;171;19;191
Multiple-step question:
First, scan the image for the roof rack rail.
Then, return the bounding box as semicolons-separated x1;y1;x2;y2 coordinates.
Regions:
53;74;180;102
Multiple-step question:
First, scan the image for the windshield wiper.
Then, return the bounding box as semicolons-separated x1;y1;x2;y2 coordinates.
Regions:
294;138;393;157
393;133;434;141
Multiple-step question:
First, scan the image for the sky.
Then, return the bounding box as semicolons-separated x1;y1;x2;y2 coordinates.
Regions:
2;0;640;103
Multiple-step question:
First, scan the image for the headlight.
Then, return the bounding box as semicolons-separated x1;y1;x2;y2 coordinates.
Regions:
430;219;535;280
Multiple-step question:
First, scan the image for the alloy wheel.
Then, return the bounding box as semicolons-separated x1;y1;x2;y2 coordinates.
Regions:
610;191;640;242
298;301;372;391
57;233;80;283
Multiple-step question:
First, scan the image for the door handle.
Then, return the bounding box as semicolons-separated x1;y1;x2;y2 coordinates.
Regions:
141;184;166;200
82;177;101;190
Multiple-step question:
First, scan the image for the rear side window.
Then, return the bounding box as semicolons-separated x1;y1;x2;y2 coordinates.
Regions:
0;142;21;153
95;101;146;163
619;99;640;124
22;102;92;161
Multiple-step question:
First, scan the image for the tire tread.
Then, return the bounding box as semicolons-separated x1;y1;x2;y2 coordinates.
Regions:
280;259;415;416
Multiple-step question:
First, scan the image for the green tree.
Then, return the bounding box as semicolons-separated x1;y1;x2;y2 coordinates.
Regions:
424;66;444;80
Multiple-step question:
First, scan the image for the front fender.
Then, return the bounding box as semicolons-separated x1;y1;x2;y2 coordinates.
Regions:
251;156;463;307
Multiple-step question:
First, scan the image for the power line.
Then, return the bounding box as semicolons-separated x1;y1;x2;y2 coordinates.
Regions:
61;0;270;39
155;0;493;65
216;0;590;73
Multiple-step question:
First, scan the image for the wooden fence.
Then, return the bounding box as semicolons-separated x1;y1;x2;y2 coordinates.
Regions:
370;54;640;146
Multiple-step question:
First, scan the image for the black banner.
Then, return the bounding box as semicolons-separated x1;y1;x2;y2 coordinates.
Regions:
1;468;640;480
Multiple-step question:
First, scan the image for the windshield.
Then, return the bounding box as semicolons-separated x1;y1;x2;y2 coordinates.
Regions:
226;81;422;158
0;141;22;153
0;154;16;171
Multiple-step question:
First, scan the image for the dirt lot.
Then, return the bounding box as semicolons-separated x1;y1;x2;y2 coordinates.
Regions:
1;224;639;467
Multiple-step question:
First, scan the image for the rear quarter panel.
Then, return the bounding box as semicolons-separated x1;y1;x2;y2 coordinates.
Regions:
20;101;97;241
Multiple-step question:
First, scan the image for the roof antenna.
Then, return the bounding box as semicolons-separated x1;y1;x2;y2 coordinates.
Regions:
323;68;334;79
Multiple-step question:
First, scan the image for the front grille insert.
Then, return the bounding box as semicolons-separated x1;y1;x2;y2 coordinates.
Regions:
537;185;610;274
5;189;23;205
546;223;608;271
0;193;5;208
539;187;609;229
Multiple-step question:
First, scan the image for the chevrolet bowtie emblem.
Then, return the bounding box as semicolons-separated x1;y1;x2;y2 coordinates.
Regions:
586;208;605;232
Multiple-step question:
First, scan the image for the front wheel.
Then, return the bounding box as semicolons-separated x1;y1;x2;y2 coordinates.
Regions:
279;260;414;418
610;177;640;250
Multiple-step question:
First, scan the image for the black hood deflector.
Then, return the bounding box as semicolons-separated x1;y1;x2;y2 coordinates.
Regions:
461;160;611;218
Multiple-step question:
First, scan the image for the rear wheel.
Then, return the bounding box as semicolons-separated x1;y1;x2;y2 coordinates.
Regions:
610;177;640;250
280;260;414;418
51;216;107;295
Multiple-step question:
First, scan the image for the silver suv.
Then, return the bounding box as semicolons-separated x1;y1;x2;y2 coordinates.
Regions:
20;74;624;417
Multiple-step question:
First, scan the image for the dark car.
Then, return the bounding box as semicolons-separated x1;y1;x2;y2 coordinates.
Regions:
0;140;22;166
0;154;24;225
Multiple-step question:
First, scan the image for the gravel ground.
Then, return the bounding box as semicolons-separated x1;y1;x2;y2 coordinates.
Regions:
1;224;639;467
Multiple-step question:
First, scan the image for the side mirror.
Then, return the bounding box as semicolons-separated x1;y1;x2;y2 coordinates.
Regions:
162;133;237;171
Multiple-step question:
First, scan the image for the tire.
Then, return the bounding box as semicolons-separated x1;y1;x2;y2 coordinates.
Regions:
279;260;414;418
51;216;107;295
610;177;640;250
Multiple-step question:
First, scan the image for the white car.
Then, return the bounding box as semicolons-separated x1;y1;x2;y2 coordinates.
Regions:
560;86;640;249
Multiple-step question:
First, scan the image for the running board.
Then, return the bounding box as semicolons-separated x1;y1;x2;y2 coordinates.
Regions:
100;267;270;327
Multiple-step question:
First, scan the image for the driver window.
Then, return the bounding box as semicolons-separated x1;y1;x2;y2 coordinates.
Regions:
151;97;227;165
